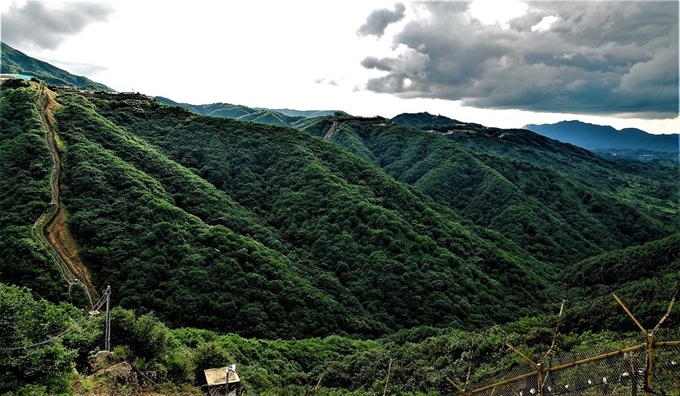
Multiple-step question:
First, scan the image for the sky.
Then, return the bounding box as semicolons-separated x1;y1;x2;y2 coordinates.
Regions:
1;0;678;134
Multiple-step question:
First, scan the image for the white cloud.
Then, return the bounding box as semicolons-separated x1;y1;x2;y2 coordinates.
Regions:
1;0;677;134
469;0;528;29
531;15;558;33
360;1;679;119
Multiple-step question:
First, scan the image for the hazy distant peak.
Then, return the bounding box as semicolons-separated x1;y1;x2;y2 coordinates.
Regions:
524;120;679;153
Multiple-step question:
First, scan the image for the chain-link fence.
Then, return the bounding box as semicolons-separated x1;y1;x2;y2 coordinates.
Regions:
458;338;679;395
652;330;680;395
449;295;680;396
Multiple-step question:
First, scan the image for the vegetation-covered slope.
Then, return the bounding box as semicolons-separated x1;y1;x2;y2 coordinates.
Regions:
0;79;67;302
0;42;112;91
2;81;679;396
39;88;558;338
155;96;307;127
300;114;678;267
4;279;678;395
562;233;680;295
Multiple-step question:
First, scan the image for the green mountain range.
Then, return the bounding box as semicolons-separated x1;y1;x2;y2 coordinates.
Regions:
1;42;113;91
1;47;679;395
3;80;677;335
524;120;679;160
155;96;328;127
302;112;678;266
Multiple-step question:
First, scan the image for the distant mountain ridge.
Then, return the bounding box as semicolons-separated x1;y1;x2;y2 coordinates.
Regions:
254;108;338;118
524;120;679;153
3;39;680;396
0;42;113;91
302;111;678;268
155;96;314;127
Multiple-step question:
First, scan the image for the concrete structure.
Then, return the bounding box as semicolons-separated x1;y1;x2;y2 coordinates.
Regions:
204;365;241;396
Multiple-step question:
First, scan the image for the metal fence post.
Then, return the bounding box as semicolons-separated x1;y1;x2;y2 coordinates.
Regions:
645;334;653;396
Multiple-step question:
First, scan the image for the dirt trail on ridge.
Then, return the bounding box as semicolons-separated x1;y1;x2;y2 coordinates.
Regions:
324;122;339;140
38;86;99;307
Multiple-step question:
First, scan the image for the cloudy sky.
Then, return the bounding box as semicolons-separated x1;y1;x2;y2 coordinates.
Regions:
1;0;678;134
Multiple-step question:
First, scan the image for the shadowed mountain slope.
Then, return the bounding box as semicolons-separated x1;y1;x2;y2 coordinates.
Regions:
25;88;561;338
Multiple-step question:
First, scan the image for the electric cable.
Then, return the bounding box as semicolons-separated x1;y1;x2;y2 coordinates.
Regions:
0;288;110;351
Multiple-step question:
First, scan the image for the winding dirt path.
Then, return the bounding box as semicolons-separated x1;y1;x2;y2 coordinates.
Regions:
34;86;99;308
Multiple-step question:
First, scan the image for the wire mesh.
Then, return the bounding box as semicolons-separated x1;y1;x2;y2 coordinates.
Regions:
543;345;646;395
655;329;680;343
451;291;680;396
473;376;539;396
466;337;653;395
471;361;537;389
652;341;680;396
463;338;680;395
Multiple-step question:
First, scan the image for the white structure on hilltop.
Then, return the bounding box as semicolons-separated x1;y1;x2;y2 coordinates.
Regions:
0;73;34;80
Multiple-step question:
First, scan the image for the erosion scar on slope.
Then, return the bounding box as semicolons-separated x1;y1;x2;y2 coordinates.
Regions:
40;86;100;307
324;122;339;140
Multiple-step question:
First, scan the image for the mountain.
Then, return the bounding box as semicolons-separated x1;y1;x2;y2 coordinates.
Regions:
301;112;678;268
4;76;678;336
155;96;310;127
0;42;113;91
3;80;564;340
523;120;679;154
254;107;338;118
3;79;680;395
156;97;344;126
158;107;677;265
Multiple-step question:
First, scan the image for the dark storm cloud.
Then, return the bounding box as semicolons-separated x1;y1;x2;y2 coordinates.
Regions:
359;2;679;118
357;3;406;38
1;1;115;50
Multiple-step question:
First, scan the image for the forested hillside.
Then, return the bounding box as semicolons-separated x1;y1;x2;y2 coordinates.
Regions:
299;114;678;267
2;79;679;395
155;96;307;127
0;84;565;339
4;276;678;395
0;79;69;302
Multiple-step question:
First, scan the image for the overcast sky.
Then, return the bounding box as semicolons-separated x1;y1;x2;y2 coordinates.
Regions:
1;0;678;134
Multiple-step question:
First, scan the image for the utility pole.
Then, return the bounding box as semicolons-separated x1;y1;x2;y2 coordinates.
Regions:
105;285;111;351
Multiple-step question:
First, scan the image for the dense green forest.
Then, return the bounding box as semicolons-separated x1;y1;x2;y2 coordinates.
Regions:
155;96;307;127
1;80;678;394
0;79;68;302
299;114;677;267
4;279;678;395
52;89;552;337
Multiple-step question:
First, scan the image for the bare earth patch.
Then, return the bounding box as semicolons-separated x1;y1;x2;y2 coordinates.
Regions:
41;85;99;304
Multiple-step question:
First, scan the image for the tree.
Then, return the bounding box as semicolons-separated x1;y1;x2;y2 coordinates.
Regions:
0;283;79;394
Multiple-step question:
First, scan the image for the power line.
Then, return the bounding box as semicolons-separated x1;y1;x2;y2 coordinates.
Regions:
0;287;110;352
0;311;91;352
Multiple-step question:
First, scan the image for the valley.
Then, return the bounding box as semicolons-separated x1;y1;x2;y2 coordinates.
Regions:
0;77;677;395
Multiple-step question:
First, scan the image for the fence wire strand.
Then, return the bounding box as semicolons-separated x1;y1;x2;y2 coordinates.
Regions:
460;334;680;396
